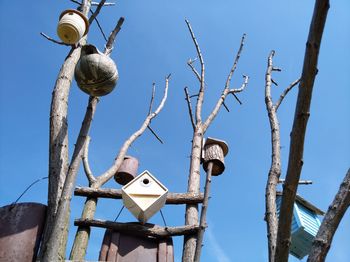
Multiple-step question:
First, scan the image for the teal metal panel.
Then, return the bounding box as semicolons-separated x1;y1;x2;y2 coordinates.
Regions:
275;195;322;260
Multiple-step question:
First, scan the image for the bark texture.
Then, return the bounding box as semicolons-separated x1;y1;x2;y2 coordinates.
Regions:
74;219;200;238
42;96;98;262
307;168;350;262
264;51;282;262
275;1;330;261
42;2;92;260
182;23;248;261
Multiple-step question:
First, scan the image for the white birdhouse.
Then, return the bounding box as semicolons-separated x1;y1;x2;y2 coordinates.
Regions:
57;9;89;44
122;170;168;224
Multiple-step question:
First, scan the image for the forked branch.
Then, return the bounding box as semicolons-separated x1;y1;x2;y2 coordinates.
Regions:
185;19;205;124
94;75;171;187
104;17;125;56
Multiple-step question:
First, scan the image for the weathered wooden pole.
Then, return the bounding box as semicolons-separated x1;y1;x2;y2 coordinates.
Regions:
194;138;228;262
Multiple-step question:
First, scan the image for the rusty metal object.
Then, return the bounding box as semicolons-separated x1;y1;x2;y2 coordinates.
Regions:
0;202;47;262
114;156;139;185
99;228;174;261
202;137;229;176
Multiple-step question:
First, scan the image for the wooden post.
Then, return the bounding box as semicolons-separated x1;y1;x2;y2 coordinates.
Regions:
194;138;228;261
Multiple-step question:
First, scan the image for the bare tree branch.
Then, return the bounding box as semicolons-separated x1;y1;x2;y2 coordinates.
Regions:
222;101;230;112
307;168;350;262
71;0;115;6
184;87;196;130
187;58;201;82
74;186;205;204
271;78;278;86
41;2;92;260
225;34;246;89
88;0;106;24
95;74;170;187
70;76;170;260
264;50;281;262
275;78;300;111
40;32;70;46
75;219;199;238
42;96;99;262
278;179;313;185
148;83;156;116
203;75;248;132
275;0;330;260
83;136;97;184
104;17;125;56
185;19;205;124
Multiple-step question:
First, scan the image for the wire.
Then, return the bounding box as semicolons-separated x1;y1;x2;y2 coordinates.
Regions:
11;176;48;206
160;209;167;227
114;206;125;222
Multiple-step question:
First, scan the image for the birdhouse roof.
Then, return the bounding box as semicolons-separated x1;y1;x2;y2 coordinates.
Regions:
204;137;229;156
276;192;325;215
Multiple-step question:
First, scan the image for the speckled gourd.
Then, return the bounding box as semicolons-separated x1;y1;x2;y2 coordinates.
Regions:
75;44;119;96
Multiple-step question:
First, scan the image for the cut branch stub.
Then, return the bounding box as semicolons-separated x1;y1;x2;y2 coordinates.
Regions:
202;137;229;176
114;156;139;185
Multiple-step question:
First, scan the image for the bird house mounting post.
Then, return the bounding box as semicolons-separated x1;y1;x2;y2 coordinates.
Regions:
195;138;229;261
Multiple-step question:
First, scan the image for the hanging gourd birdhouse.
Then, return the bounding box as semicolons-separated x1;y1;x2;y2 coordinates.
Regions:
75;44;119;96
57;9;89;44
122;170;168;224
202;137;229;176
114;156;139;186
276;192;324;259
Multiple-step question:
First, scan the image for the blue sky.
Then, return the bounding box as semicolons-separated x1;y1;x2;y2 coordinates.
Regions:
0;1;349;261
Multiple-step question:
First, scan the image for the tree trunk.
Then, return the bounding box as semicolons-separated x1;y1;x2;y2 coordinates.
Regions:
183;127;203;262
275;0;329;260
40;2;92;260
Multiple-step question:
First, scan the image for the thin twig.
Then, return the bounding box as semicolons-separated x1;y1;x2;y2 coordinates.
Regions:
224;34;246;89
92;1;115;6
83;136;97;184
70;0;115;6
231;93;243;105
40;32;70;46
148;83;156;116
185;19;205;124
104;17;125;56
264;50;281;262
271;78;278;86
222;101;230;112
274;78;300;111
229;75;249;94
147;126;164;144
89;0;106;24
184;87;196;130
94;74;171;187
278;179;312;185
187;59;201;82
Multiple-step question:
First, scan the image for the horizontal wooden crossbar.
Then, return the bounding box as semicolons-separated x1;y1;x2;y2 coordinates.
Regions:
74;218;199;238
74;187;204;205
